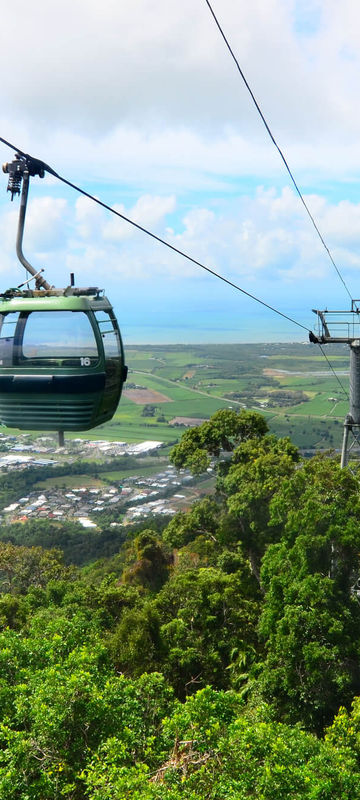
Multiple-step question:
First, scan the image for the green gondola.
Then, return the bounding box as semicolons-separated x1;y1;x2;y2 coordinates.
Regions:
0;289;127;431
0;152;127;437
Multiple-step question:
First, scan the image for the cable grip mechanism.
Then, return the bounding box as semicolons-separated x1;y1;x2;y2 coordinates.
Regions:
2;153;45;201
2;152;50;289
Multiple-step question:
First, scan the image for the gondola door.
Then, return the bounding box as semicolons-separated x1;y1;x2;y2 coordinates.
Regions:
93;309;126;419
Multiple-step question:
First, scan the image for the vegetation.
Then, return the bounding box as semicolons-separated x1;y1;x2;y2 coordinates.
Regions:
1;408;360;797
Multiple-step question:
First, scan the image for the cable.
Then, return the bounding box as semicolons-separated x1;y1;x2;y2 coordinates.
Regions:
317;343;349;399
0;135;311;335
203;0;356;307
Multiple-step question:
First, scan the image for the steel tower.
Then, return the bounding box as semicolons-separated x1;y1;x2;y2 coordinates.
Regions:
311;302;360;467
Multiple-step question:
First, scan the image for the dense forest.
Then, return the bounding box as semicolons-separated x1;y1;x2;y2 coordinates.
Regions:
1;409;360;797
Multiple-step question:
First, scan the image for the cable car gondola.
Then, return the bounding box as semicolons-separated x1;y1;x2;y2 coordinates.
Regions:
0;153;127;438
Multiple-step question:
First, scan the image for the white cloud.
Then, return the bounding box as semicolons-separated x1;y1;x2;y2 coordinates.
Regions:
26;197;68;250
2;183;360;291
318;200;360;245
0;196;68;286
0;0;359;202
0;0;359;338
75;196;104;239
0;0;359;150
103;194;176;241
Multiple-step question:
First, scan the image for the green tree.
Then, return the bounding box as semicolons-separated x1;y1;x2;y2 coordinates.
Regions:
170;408;268;474
326;695;360;765
142;404;156;417
163;498;221;549
0;666;174;800
220;434;299;580
156;566;260;696
0;542;71;595
256;458;360;732
84;690;360;800
123;530;172;592
110;603;164;676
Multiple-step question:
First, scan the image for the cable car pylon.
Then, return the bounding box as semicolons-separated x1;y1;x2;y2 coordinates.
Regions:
310;305;360;468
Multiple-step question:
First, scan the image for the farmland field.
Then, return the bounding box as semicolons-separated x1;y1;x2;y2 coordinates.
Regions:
66;342;351;451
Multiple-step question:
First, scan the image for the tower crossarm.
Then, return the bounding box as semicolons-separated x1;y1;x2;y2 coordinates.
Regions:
310;305;360;469
311;308;360;344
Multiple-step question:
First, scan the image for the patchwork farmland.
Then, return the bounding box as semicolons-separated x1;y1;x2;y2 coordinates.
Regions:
71;342;350;450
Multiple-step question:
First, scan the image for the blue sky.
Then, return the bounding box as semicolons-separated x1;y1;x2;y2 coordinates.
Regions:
0;0;360;343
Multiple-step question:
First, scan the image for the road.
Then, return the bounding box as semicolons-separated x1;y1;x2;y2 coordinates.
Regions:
131;369;246;407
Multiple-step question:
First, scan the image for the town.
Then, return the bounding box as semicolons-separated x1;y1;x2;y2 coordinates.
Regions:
0;431;212;527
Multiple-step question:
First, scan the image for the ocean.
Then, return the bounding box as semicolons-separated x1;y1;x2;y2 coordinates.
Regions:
120;309;311;345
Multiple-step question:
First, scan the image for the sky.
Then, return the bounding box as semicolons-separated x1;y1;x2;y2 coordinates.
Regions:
1;0;360;343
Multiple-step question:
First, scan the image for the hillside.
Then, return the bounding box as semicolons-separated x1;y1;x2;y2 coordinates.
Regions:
0;409;360;798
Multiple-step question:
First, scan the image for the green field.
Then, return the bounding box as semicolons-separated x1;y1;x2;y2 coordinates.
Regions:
10;343;351;450
75;342;349;450
36;462;168;489
36;475;107;489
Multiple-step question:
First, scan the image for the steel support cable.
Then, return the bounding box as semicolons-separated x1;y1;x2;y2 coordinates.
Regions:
0;135;311;335
203;0;355;307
